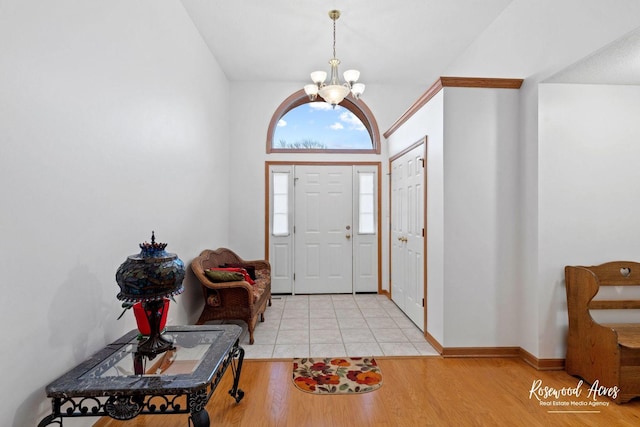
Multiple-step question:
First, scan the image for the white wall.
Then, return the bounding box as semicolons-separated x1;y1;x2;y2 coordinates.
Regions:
442;87;520;347
0;1;230;425
538;84;640;357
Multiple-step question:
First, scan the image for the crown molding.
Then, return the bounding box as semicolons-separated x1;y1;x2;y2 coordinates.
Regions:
383;77;524;139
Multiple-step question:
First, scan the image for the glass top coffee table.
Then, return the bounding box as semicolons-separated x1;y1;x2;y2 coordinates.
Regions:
38;324;245;427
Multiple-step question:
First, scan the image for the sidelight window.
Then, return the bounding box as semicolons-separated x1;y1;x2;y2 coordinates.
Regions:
272;172;289;236
358;172;376;234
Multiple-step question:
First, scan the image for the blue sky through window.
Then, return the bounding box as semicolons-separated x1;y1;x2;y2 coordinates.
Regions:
273;102;372;150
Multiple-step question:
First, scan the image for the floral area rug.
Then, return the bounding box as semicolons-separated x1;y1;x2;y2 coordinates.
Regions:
292;357;382;394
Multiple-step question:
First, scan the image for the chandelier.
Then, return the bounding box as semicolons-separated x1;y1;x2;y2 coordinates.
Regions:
304;10;365;107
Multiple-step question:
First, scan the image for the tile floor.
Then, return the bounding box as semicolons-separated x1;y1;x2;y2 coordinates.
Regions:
238;293;440;359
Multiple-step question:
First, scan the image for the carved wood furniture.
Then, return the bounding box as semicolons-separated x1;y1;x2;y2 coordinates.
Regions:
565;261;640;403
38;325;244;427
191;248;271;344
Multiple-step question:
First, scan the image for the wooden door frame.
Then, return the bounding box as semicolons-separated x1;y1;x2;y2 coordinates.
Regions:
388;137;428;332
264;161;383;294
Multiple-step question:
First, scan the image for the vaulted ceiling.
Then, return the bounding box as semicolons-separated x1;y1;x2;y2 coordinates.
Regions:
181;1;640;88
180;0;514;86
545;26;640;85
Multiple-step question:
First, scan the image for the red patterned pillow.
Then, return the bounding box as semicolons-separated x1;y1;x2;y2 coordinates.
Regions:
211;267;255;285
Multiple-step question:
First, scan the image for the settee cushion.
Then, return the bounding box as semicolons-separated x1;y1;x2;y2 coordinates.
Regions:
255;268;270;284
251;284;265;301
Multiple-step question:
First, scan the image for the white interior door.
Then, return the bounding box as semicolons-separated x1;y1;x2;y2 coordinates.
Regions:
391;143;426;330
294;165;353;294
391;161;407;307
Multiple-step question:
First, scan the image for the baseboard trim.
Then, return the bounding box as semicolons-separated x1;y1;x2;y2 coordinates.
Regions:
518;348;565;371
421;334;565;370
441;346;520;358
425;331;443;354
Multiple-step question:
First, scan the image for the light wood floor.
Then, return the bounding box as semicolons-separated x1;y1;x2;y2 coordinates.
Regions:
95;357;640;427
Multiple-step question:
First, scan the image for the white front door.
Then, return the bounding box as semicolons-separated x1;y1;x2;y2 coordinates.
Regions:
294;165;353;294
391;143;426;330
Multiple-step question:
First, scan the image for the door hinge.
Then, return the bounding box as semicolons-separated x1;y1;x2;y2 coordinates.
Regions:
293;273;295;281
422;228;425;237
419;157;425;168
422;298;425;307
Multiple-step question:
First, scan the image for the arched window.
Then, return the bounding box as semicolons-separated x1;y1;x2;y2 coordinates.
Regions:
266;90;380;154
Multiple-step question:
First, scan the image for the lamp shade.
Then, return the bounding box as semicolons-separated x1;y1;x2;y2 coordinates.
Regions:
351;83;366;99
310;71;327;84
304;84;319;96
343;69;360;84
116;232;185;302
318;84;350;106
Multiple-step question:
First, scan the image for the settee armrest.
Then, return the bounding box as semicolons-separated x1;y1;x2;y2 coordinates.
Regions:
199;278;254;292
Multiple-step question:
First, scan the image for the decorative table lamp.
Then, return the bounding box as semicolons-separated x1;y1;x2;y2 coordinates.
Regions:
116;232;185;358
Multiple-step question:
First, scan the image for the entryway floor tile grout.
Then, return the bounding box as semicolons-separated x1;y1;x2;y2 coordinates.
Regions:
239;294;440;359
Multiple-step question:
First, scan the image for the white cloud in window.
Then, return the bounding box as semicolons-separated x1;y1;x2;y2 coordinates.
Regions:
277;119;287;127
330;122;344;130
340;112;366;131
308;102;333;111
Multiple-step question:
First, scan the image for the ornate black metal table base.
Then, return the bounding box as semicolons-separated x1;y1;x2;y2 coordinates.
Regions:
38;326;244;427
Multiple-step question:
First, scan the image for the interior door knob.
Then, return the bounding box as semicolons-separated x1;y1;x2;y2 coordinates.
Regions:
346;234;351;239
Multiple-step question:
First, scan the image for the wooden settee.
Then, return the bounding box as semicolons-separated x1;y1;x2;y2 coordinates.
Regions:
565;261;640;403
191;248;271;344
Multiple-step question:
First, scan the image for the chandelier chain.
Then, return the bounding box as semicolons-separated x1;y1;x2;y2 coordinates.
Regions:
332;17;337;59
